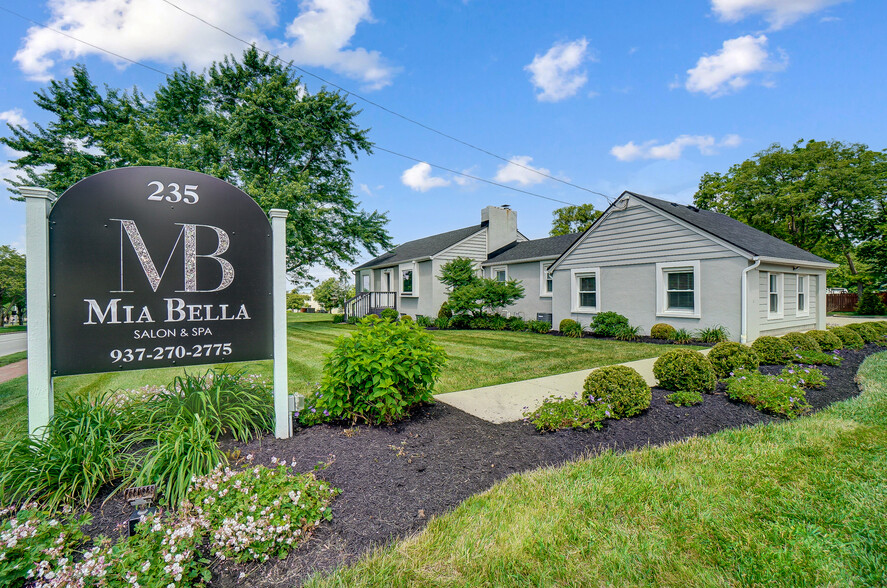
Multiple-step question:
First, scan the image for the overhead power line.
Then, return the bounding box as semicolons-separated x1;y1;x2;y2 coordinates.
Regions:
0;5;579;207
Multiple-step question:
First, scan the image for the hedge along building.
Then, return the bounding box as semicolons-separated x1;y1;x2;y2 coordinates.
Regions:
547;191;838;342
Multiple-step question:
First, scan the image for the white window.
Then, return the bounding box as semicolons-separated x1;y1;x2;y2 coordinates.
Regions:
361;274;370;292
570;268;600;313
402;269;413;296
656;261;701;318
493;266;507;282
796;275;808;317
540;262;553;297
767;272;783;319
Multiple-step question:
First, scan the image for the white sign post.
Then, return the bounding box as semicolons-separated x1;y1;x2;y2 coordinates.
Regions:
270;209;291;438
22;187;57;437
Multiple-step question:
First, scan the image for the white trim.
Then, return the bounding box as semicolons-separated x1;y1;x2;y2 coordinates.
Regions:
539;261;554;298
400;262;417;297
570;267;600;313
767;271;784;320
656;260;701;319
481;254;558;267
754;256;838;270
381;269;394;293
360;271;372;293
795;274;809;318
492;266;508;282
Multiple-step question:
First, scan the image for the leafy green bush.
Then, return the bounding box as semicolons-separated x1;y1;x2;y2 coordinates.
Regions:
301;316;447;426
806;329;843;351
522;395;608;432
780;331;821;352
447;278;525;316
697;325;730;343
527;320;552;334
433;316;450;329
416;315;433;328
653;349;717;393
379;308;399;321
669;328;694;344
0;392;127;510
438;301;453;319
583;365;651;418
751;336;792;364
845;322;881;343
559;318;582;338
665;390;703;407
725;369;812;419
469;314;491;330
614;324;641;341
506;316;526;331
856;290;887;315
489;314;507;331
590;311;629;337
829;326;865;349
448;314;471;329
332;313;345;324
650;323;676;340
347;315;359;325
790;349;843;366
706;341;760;379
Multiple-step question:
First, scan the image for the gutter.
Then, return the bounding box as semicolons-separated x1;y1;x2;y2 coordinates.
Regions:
741;257;762;344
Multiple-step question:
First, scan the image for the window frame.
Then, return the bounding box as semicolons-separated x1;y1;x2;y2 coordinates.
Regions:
795;274;809;317
540;261;554;298
767;272;784;320
655;261;701;319
401;264;416;297
492;266;508;282
570;267;600;313
361;273;371;293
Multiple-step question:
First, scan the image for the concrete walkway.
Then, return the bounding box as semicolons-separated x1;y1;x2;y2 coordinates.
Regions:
435;348;711;424
0;359;28;384
826;315;885;327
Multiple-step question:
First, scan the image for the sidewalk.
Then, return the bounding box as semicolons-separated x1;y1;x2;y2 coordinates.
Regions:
0;359;28;384
435;348;711;424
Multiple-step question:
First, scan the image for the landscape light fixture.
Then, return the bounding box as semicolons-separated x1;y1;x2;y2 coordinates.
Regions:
124;484;158;537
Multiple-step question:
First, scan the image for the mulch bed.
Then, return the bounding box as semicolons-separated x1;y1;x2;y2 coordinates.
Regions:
81;344;881;587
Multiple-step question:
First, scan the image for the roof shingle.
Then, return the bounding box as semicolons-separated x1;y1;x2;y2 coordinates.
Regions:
354;224;484;270
483;232;582;265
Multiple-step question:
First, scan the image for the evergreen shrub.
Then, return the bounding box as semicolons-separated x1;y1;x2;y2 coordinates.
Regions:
653;349;717;393
751;336;792;364
583;365;651;418
707;341;760;379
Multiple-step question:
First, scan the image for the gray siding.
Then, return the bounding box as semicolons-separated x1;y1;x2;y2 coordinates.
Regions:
436;229;487;262
755;266;821;336
484;260;553;319
557;198;737;269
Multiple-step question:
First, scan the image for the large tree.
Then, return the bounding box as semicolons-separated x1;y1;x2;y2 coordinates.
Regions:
694;139;887;291
2;48;392;285
0;246;26;325
550;203;602;236
312;278;350;312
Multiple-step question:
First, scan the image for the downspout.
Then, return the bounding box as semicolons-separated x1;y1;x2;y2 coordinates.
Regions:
741;257;762;344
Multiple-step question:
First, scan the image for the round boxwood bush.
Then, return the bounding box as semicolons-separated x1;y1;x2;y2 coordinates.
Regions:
380;308;399;321
829;326;864;349
781;332;821;352
751;336;792;364
650;323;676;339
652;349;717;393
591;311;629;337
706;341;760;379
806;329;843;352
559;318;582;338
583;365;651;418
845;322;880;343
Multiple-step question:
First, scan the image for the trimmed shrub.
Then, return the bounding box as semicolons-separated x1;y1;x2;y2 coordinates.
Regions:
707;341;760;379
806;329;843;351
522;396;608;432
506;316;527;331
590;311;630;337
781;332;821;352
380;308;399;321
845;322;881;343
829;326;865;349
697;325;730;343
751;336;792;364
448;314;471;329
438;301;453;320
416;315;433;328
856;290;887;315
302;316;447;426
527;320;551;334
653;349;716;393
331;313;345;324
666;390;703;407
489;314;507;331
669;328;694;344
559;318;582;338
469;314;491;330
583;365;651;418
650;323;676;340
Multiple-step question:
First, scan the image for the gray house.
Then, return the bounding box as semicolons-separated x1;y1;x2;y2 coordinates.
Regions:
548;191;838;342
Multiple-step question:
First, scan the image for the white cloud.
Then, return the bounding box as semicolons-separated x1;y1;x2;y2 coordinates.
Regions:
685;35;786;96
14;0;396;90
401;162;450;192
525;38;593;102
0;109;28;128
711;0;847;29
494;155;550;186
610;134;742;162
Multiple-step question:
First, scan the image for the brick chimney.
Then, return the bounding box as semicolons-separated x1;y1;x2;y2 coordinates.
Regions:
481;205;518;254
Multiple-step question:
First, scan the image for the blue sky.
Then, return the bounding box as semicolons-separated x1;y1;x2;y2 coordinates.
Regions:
1;0;884;283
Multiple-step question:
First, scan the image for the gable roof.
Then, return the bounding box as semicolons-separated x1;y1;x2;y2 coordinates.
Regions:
626;192;833;265
354;224;484;271
482;232;582;265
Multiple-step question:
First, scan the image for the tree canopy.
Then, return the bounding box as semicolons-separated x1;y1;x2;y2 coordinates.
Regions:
312;278;351;311
437;257;480;291
0;246;26;325
694;139;887;289
550;203;602;236
1;48;392;285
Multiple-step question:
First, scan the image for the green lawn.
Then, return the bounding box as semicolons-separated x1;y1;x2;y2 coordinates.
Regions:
0;325;27;333
0;351;26;368
0;313;694;439
306;351;887;587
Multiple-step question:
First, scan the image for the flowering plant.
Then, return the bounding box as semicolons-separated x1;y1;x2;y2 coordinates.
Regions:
522;394;609;432
724;367;820;419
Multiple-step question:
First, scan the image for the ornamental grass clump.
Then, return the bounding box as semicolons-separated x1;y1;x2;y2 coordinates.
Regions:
522;395;608;432
806;329;843;352
559;318;582;338
653;349;716;393
828;326;865;349
669;328;694;344
781;331;821;352
613;324;642;341
706;341;760;380
590;312;629;337
583;365;651;418
696;325;730;343
302;316;447;425
751;336;792;364
650;322;676;340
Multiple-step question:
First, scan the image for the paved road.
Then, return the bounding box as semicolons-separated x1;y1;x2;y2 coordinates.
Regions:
0;332;27;356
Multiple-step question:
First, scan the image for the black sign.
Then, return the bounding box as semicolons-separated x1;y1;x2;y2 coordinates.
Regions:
49;167;273;376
